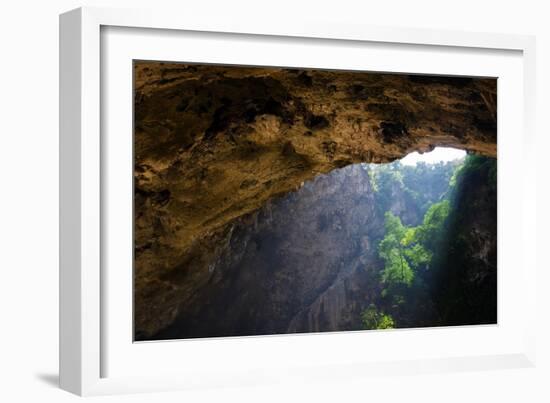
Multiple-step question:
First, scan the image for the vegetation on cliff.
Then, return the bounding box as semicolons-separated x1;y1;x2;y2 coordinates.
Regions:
360;154;497;330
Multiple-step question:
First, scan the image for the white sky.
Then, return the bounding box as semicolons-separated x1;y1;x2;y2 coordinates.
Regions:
400;147;466;166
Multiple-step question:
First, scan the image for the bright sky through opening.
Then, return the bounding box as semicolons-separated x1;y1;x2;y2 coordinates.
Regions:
400;147;466;166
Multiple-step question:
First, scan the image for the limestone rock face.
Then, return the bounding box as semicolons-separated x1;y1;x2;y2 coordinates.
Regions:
151;165;382;339
133;62;497;338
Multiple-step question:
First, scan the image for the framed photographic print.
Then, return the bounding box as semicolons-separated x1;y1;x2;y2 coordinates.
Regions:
60;6;537;396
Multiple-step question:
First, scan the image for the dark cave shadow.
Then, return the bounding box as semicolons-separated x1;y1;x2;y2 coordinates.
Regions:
35;372;59;388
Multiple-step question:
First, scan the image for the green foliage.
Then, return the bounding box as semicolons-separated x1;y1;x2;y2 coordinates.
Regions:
361;153;497;330
449;165;462;188
379;213;414;287
378;315;395;329
423;200;450;227
378;201;450;284
378;206;446;290
381;252;415;286
367;167;378;192
368;164;406;211
414;200;450;249
376;198;452;328
361;304;395;330
369;159;462;221
450;154;496;191
403;243;432;267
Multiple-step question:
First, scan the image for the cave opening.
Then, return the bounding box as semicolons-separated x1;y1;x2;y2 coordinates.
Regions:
133;61;497;341
400;147;467;166
138;146;496;341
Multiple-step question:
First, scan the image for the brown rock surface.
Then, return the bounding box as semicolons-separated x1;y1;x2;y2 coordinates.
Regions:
133;62;496;338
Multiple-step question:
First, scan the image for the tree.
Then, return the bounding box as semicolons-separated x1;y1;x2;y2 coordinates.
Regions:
378;212;415;287
369;158;462;226
361;304;395;330
413;200;450;253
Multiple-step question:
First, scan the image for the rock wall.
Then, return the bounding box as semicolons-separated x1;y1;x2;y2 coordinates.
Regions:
429;157;497;325
141;165;381;339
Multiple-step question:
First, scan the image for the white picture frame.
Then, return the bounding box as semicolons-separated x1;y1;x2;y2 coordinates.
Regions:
59;6;537;396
